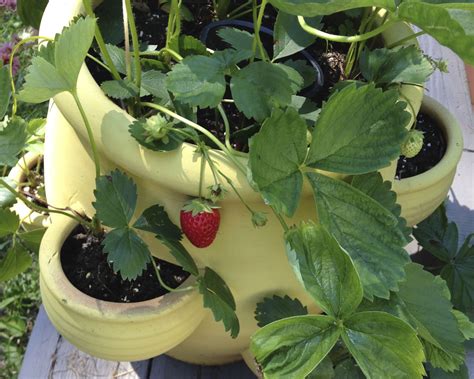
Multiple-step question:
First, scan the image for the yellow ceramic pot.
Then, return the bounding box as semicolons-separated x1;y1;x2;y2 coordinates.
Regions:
39;0;423;365
393;95;464;226
39;216;206;361
8;152;50;229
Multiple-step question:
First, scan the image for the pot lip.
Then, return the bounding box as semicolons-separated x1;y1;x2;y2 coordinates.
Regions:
8;152;50;226
40;216;202;322
40;0;423;200
8;151;42;184
393;95;464;194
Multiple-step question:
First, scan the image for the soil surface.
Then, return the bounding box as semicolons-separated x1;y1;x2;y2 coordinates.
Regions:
396;112;447;179
61;226;189;303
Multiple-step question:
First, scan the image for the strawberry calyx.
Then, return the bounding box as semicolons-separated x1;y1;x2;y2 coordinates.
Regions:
182;198;220;217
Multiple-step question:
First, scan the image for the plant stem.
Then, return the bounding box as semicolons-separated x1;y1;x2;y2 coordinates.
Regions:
86;53;112;73
140;48;183;62
387;31;427;49
9;35;53;117
140;102;247;175
124;0;142;90
82;0;121;81
216;106;232;152
122;0;132;82
271;207;289;232
217;169;254;214
252;0;268;61
71;90;101;180
228;0;252;18
298;16;396;43
150;256;195;293
198;145;206;198
0;178;93;229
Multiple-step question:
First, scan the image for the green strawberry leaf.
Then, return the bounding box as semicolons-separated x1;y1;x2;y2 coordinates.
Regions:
0;118;29;166
0;66;11;120
198;267;240;338
307;84;410;174
217;27;265;60
452;310;474;340
397;1;474;66
166;55;226;108
168;35;208;57
351;172;411;242
290;95;321;124
18;17;96;103
341;311;425;378
267;0;395;17
306;356;335;379
212;49;253;68
17;228;46;254
101;79;139;100
284;59;317;89
429;364;469;379
255;295;308;327
248;107;307;217
285;222;363;318
0;209;20;238
133;205;199;276
133;204;182;240
55;16;97;89
441;234;474;312
102;227;150;281
230;61;303;122
360;46;434;86
17;55;69;103
360;263;466;372
93;170;137;229
413;204;456;262
0;245;32;282
333;359;364;379
0;177;17;208
140;70;170;103
273;12;319;60
251;315;340;379
306;172;409;300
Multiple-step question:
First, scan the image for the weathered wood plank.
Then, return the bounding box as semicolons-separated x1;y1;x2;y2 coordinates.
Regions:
418;35;474;242
200;361;256;379
47;336;151;379
149;355;200;378
19;306;61;379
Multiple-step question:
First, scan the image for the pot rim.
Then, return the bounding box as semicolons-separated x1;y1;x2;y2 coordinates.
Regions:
39;0;423;200
40;216;203;323
8;152;50;227
393;95;464;194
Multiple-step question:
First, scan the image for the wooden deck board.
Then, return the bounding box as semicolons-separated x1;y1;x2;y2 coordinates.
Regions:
19;37;474;379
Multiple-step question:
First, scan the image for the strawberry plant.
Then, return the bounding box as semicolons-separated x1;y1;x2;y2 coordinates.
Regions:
0;0;473;377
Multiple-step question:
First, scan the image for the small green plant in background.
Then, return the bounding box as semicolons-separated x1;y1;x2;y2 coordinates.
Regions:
0;1;48;377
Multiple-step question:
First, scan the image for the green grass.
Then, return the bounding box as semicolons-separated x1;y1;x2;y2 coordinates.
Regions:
0;259;40;379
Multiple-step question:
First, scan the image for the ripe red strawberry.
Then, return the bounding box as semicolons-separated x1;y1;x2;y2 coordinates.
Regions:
180;199;220;248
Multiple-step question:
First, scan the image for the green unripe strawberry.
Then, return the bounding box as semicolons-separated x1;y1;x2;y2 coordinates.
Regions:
401;130;424;158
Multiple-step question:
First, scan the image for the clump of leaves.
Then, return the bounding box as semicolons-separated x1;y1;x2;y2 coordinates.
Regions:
414;204;474;313
93;169;240;337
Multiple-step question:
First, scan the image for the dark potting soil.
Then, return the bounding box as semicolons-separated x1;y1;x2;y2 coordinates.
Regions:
61;226;189;303
87;0;350;151
396;112;447;180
